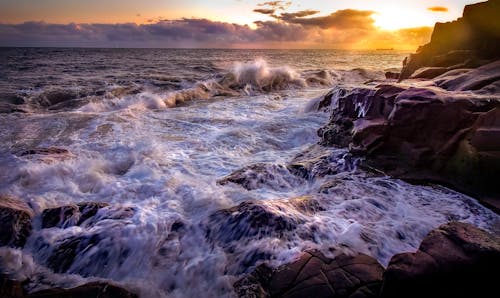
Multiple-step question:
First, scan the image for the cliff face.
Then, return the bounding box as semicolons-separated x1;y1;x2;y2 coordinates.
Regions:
399;0;500;80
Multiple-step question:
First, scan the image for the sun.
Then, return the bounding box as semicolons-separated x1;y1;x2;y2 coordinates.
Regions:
372;7;436;30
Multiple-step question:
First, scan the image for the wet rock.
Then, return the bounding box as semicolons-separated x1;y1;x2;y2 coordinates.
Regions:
18;147;70;157
384;72;399;80
207;201;302;245
217;163;303;191
41;202;109;229
409;67;450;79
207;198;322;246
0;274;25;298
287;145;356;179
318;72;500;200
381;222;500;298
399;1;500;80
27;282;138;298
0;195;34;248
235;251;384;298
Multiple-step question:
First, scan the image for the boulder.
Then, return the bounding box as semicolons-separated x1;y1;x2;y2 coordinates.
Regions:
399;0;500;80
234;251;384;298
381;222;500;298
0;274;25;298
0;195;34;248
41;202;109;229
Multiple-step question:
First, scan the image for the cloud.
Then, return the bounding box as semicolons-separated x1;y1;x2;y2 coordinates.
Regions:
0;9;432;49
280;9;375;30
257;1;291;10
253;9;276;15
427;6;449;12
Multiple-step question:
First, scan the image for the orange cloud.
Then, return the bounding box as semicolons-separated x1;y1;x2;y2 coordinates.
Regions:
427;6;449;12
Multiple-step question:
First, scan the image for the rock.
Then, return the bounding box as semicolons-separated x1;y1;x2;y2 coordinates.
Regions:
0;274;25;298
41;202;109;229
287;145;356;179
18;147;70;157
318;66;500;200
235;251;384;298
27;282;138;298
399;0;500;80
0;195;34;248
381;222;500;298
217;163;303;191
409;67;449;79
384;72;399;80
206;198;323;246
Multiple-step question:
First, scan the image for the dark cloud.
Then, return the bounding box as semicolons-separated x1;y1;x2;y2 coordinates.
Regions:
279;10;320;21
427;6;449;12
253;8;276;15
282;9;375;30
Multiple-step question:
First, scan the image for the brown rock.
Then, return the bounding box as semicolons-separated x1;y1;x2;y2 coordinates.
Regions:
0;274;25;298
41;202;109;229
235;251;384;298
0;195;34;248
381;222;500;298
27;282;137;298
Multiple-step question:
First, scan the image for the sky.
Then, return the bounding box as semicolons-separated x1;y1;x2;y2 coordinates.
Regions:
0;0;481;49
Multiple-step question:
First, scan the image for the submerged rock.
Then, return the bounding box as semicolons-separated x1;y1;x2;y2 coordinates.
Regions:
41;202;109;229
217;163;303;191
399;0;500;80
381;222;500;298
234;251;384;298
0;195;34;248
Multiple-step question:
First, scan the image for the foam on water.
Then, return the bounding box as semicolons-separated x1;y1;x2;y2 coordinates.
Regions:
0;51;498;297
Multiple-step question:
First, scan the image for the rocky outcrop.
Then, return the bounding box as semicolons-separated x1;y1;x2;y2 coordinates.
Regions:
234;251;384;298
381;222;500;298
0;195;34;248
318;61;500;202
399;0;500;80
234;222;500;297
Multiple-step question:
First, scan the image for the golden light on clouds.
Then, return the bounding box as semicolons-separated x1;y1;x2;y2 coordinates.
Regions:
428;6;450;12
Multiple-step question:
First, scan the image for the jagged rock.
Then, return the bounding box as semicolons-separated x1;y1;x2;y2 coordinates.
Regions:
27;282;138;298
234;251;384;298
217;163;303;191
0;195;34;248
41;202;109;229
287;145;356;179
399;0;500;80
381;222;500;298
318;65;500;200
206;198;323;246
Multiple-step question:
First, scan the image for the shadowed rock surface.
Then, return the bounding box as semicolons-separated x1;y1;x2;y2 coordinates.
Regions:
381;221;500;298
399;0;500;80
0;195;34;248
234;251;384;298
0;275;137;298
41;202;110;229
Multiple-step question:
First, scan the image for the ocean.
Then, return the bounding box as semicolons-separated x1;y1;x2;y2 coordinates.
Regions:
0;48;498;297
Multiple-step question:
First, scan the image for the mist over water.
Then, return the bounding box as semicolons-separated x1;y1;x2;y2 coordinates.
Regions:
0;48;498;297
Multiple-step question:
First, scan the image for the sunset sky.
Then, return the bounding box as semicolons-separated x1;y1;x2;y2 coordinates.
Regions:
0;0;480;49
